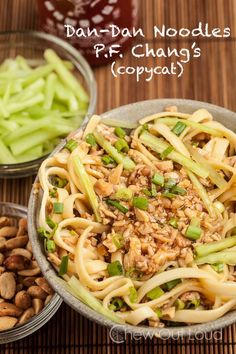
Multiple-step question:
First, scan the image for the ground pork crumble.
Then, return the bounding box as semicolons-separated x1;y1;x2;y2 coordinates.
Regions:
84;125;224;278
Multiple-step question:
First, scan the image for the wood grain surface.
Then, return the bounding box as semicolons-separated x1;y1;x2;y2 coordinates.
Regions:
1;1;236;353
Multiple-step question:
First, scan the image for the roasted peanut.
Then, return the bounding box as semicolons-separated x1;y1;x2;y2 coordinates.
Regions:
4;255;31;271
18;267;41;277
0;272;16;299
16;219;27;236
26;241;32;253
0;226;17;238
35;277;53;295
0;237;6;251
5;236;28;250
15;290;31;310
32;298;43;314
18;307;35;325
10;248;32;260
0;302;23;317
0;253;4;266
0;316;18;331
27;286;47;300
44;295;53;306
22;277;36;288
0;217;11;228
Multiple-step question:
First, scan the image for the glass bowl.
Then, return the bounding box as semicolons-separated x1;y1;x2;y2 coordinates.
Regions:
0;31;97;179
0;202;62;344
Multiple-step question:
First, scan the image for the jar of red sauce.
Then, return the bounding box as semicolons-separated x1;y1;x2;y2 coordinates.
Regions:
36;0;138;66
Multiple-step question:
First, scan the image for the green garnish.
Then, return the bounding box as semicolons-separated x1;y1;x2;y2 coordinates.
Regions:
172;121;187;136
133;196;148;210
65;139;78;152
46;216;57;229
185;225;202;240
86;133;97;147
171;185;187;196
37;227;50;239
141;189;152;197
112;234;124;249
195;235;236;258
147;286;164;300
211;263;224;273
163;279;181;291
160;146;174;160
109;297;124;311
169;218;178;229
106;199;129;213
162;191;176;199
129;287;138;303
50;176;68;188
155;308;163;318
53;202;64;214
114;127;126;138
101;155;115;165
46;240;56;253
140;123;149;135
164;178;177;189
174;299;185;310
151;183;157;197
113;188;133;201
152;173;164;186
114;138;129;153
49;188;57;198
186;299;201;309
59;255;69;276
107;260;123;276
195;251;236;266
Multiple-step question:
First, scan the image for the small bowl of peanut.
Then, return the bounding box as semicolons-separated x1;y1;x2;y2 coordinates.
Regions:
0;202;62;344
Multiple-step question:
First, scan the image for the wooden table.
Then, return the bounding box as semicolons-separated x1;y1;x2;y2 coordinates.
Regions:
1;1;236;353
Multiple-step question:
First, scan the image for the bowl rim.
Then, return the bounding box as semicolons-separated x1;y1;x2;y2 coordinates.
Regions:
28;98;236;339
0;30;97;170
0;201;62;344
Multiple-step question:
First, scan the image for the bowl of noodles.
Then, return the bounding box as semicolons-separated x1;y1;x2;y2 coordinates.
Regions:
28;99;236;338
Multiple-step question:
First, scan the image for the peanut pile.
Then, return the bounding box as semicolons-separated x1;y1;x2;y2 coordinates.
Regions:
0;215;54;331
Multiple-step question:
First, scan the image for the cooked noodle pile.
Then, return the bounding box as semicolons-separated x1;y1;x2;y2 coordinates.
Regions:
37;107;236;327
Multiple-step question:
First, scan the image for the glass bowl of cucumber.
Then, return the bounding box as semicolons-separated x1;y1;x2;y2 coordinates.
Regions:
0;31;96;179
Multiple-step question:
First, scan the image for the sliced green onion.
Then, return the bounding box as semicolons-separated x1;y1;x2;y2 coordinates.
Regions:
109;297;124;311
160;146;174;160
114;127;126;138
133;196;148;210
164;178;177;189
155;308;163;318
147;286;164;300
211;263;224;273
151;183;157;197
195;235;236;258
186;299;201;309
141;189;152;197
163;279;181;291
37;227;50;239
185;225;202;240
94;130;135;170
169;218;178;229
152;173;164;186
113;188;133;201
46;240;56;253
172;121;187;135
140;123;149;135
114;138;129;153
174;299;185;310
106;199;129;214
65;139;78;152
101;155;115;165
46;216;57;229
112;234;124;249
171;185;187;196
107;260;123;276
59;255;69;276
53;202;64;214
49;188;57;198
86;133;97;147
129;287;138;303
162;191;176;199
50;176;68;188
